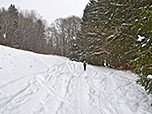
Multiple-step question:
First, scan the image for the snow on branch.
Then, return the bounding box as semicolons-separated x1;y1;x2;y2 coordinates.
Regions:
147;75;152;79
110;3;127;7
137;35;145;42
93;50;110;55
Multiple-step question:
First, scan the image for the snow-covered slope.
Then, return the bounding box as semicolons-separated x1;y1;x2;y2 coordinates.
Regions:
0;45;152;114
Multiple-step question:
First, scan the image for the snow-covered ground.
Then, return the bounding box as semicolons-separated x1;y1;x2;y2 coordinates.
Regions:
0;45;152;114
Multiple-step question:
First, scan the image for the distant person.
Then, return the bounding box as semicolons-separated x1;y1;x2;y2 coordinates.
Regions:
83;61;86;71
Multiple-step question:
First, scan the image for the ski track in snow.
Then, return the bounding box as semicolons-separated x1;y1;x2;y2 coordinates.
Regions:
0;49;152;114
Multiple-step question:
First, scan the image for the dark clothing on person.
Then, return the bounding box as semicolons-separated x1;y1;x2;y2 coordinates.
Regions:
83;61;86;71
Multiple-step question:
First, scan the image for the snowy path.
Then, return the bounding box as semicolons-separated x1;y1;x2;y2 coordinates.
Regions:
0;45;152;114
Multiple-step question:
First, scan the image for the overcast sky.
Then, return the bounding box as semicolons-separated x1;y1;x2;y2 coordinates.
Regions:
1;0;89;23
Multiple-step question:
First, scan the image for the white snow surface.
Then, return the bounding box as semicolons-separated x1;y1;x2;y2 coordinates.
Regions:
0;45;152;114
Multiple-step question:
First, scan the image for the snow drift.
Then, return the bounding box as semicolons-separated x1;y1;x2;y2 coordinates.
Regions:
0;45;152;114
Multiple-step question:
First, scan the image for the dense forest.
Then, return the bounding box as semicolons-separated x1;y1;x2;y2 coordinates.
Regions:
0;0;152;94
0;4;81;55
69;0;152;94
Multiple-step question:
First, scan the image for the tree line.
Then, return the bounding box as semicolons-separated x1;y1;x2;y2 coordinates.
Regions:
69;0;152;94
0;2;151;94
0;4;81;55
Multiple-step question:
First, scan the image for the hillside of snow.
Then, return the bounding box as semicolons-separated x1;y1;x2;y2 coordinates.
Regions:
0;45;152;114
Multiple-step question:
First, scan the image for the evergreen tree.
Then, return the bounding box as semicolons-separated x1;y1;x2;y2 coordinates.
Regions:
131;6;152;94
35;19;46;53
12;19;20;48
71;0;109;65
69;31;87;62
106;0;151;69
71;0;152;68
70;3;91;62
7;4;19;47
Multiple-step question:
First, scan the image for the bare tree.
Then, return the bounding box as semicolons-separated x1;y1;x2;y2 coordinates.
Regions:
0;5;81;56
48;16;81;56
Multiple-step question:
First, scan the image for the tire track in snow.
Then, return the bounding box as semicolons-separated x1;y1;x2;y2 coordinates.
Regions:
1;54;151;114
75;72;91;114
46;60;90;114
0;53;61;114
0;84;30;108
65;61;90;114
113;73;151;113
0;84;39;113
36;76;68;102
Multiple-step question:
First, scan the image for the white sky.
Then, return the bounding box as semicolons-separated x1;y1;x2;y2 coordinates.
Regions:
1;0;89;23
